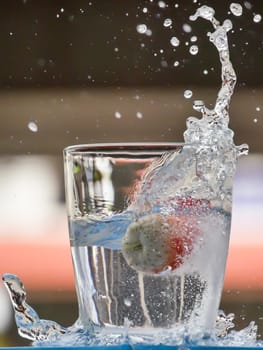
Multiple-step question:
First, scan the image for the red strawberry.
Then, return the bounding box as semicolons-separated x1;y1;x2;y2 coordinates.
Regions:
121;211;199;275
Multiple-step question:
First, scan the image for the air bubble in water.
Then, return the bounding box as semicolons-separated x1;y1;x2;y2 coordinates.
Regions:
253;118;258;123
229;3;243;17
189;45;199;55
115;111;122;119
183;23;192;33
253;14;262;23
256;107;261;111
174;61;179;67
136;112;143;119
184;89;193;99
136;24;147;34
203;69;208;75
170;36;180;47
190;35;197;42
124;298;132;307
142;7;148;13
28;121;38;132
163;18;172;27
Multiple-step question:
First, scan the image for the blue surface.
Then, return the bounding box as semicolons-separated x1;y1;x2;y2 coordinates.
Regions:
0;346;261;350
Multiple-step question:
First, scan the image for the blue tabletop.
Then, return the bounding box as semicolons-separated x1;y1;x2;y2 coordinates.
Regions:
0;346;261;350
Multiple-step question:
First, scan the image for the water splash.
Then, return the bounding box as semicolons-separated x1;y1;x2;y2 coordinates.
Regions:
2;273;259;346
2;274;67;342
1;4;255;347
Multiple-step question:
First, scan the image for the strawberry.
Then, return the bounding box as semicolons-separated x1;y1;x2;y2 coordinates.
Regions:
121;211;199;275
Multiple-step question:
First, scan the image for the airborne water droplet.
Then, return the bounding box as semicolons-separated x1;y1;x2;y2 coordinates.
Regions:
253;14;262;23
183;23;192;33
115;111;122;119
184;89;193;99
189;45;199;55
28;121;38;132
136;24;147;34
244;1;252;10
158;1;166;8
163;18;172;27
146;29;152;36
170;36;180;47
229;3;243;17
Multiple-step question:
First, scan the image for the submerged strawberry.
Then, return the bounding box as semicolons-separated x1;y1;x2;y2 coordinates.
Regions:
121;211;199;275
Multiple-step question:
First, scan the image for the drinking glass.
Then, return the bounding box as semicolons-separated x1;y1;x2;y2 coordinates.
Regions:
63;143;232;342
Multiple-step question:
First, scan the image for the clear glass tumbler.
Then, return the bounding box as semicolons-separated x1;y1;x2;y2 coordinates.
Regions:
63;143;232;343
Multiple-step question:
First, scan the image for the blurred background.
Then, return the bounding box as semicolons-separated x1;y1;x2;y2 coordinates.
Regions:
0;0;263;346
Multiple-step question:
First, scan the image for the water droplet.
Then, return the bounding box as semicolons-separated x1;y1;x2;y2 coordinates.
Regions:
193;100;205;111
28;121;38;132
253;14;262;23
37;58;45;67
190;35;197;42
203;69;208;75
256;106;261;112
9;32;13;36
253;118;258;123
189;45;199;55
158;1;166;8
244;1;252;10
146;29;152;36
163;18;172;27
184;90;193;99
56;13;60;18
136;24;147;34
115;111;122;119
229;3;243;17
223;19;233;32
136;112;143;119
60;8;64;13
124;298;132;307
175;4;179;8
170;36;180;47
190;5;215;22
183;23;192;33
173;60;179;67
142;7;148;13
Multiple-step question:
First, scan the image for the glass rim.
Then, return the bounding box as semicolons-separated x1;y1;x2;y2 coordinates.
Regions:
63;142;186;155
